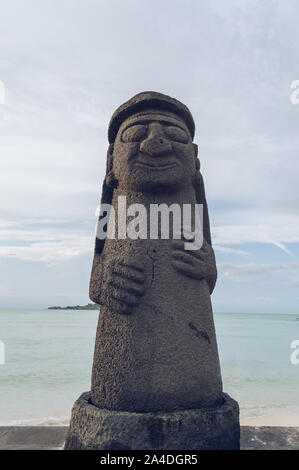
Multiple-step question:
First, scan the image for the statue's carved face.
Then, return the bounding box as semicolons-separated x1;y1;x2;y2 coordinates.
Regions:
112;110;197;191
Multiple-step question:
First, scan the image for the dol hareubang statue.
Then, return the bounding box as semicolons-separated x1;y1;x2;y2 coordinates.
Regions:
65;92;240;450
90;92;221;411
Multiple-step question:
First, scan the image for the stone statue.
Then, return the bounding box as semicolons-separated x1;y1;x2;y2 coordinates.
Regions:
65;92;240;450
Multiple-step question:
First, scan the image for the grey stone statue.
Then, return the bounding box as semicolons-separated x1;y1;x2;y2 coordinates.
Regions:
65;92;240;450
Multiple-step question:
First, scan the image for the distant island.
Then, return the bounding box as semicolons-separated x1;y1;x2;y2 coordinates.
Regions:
48;303;100;310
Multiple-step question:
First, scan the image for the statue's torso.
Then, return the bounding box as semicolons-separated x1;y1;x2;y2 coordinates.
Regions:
91;236;223;412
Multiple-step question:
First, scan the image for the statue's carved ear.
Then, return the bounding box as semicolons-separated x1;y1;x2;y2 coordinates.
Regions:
106;143;113;173
193;143;201;173
193;144;212;246
95;144;115;255
192;143;201;176
105;144;117;188
193;143;198;158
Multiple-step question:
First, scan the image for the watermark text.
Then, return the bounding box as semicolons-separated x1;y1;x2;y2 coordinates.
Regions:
290;80;299;104
95;197;203;250
290;340;299;365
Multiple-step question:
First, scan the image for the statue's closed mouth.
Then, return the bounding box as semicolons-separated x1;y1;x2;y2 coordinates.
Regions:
135;161;177;170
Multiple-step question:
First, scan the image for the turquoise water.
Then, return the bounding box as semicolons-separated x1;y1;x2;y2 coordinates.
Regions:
0;309;298;425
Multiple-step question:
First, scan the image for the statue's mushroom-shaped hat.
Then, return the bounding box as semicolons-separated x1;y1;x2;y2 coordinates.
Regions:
108;91;195;144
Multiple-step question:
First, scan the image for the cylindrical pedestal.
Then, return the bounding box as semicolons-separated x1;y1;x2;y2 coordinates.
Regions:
64;392;240;450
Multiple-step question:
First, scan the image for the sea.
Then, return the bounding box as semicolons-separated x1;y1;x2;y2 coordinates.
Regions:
0;309;298;426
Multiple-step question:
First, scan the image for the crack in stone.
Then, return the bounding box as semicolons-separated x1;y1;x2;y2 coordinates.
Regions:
147;251;156;285
188;322;211;344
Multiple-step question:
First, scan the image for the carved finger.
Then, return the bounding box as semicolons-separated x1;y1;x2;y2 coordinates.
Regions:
118;259;145;272
111;289;139;307
172;249;196;267
172;251;207;275
171;258;206;280
172;240;205;257
172;250;207;269
109;277;145;296
112;265;145;284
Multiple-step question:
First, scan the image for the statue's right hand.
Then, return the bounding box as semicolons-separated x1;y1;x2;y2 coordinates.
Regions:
103;258;146;314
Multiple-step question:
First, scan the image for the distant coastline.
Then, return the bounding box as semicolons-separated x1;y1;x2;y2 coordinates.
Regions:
48;303;100;310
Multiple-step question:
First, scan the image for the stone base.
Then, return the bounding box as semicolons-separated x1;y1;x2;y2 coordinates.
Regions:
64;392;240;450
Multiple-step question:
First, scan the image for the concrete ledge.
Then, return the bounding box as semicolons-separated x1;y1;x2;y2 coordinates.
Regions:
0;425;299;450
0;426;68;450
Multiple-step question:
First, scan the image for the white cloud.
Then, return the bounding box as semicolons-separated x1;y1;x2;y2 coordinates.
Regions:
218;261;299;282
0;220;18;228
0;237;93;262
212;224;298;254
0;223;94;262
213;245;249;255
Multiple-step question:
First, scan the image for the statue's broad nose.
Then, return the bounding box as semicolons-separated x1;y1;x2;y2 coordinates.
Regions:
140;136;172;157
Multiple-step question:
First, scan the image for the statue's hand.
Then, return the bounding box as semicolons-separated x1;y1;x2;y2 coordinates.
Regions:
171;238;217;293
103;257;146;314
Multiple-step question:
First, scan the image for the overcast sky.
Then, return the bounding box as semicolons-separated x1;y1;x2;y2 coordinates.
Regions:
0;0;299;312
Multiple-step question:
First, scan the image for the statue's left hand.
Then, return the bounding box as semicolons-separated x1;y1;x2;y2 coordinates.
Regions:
171;238;217;294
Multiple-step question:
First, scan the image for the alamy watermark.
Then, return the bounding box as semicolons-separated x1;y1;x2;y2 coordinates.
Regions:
95;196;204;250
290;80;299;105
290;340;299;365
0;340;5;365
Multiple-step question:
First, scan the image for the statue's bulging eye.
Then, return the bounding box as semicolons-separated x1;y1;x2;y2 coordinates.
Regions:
164;126;189;143
121;125;148;143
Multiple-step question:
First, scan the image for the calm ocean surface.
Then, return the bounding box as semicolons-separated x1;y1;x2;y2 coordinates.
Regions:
0;309;298;425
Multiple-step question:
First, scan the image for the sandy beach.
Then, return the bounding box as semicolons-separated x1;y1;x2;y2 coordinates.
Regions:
241;412;299;427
